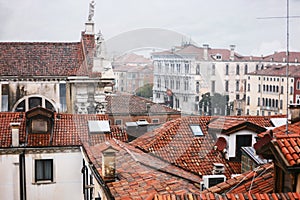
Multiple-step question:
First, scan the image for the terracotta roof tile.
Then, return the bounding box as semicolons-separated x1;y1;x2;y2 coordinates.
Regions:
154;192;300;200
106;94;180;115
84;139;201;199
0;111;128;148
201;163;274;195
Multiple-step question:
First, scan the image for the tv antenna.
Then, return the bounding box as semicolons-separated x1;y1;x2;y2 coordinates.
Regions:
257;0;300;134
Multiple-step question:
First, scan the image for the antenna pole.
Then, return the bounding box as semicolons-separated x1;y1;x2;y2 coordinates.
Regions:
286;0;289;134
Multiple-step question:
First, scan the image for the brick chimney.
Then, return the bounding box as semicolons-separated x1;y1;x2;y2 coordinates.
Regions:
10;122;21;147
288;104;300;124
203;44;209;61
230;45;235;61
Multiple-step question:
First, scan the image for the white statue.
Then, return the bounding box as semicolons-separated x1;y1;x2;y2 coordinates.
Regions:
88;0;95;21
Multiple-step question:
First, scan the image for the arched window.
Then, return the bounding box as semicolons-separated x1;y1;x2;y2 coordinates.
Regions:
12;95;57;112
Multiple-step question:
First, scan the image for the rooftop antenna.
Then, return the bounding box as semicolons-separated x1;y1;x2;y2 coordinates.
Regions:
257;0;300;134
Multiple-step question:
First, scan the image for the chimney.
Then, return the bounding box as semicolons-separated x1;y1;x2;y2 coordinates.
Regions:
288;104;300;124
230;45;235;61
203;44;209;60
102;146;118;181
212;163;224;175
10;122;21;147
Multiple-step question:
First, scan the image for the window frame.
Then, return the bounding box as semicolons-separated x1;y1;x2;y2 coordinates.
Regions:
34;159;54;183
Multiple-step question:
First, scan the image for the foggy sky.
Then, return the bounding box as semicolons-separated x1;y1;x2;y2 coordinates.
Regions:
1;0;300;56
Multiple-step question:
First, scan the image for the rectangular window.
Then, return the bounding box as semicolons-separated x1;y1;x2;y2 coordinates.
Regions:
236;80;240;92
244;64;248;74
236;64;240;75
115;119;122;125
152;119;159;124
35;159;53;182
176;80;180;90
225;64;229;75
176;63;181;73
59;83;67;112
196;64;200;75
225;80;229;92
258;97;260;106
258;84;261;92
1;84;9;112
184;80;189;91
184;63;189;74
211;81;215;93
212;64;216;75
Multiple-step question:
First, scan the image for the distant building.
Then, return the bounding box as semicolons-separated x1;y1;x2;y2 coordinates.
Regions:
112;53;153;94
246;65;300;116
152;44;300;115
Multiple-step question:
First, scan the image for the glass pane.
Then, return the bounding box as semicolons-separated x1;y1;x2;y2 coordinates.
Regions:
29;97;42;109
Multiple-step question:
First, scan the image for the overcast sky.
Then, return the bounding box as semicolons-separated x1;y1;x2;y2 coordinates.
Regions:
1;0;300;56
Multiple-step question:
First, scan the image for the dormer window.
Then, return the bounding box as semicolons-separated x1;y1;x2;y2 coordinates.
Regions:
102;146;118;181
26;107;54;134
215;54;222;60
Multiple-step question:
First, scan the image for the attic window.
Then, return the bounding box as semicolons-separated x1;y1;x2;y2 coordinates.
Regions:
88;120;110;134
215;54;222;60
31;119;48;133
190;124;204;136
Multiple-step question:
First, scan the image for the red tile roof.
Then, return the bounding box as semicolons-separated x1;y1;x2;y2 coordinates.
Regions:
132;115;280;177
262;51;300;63
84;139;201;199
0;33;98;77
0;111;128;148
248;65;300;77
106;94;181;115
202;163;274;194
132;116;237;178
255;121;300;167
154;192;300;200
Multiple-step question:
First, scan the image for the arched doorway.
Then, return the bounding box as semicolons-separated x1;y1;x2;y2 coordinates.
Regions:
12;95;58;112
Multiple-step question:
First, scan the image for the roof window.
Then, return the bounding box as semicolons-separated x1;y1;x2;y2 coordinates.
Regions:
190;124;204;136
88;120;110;133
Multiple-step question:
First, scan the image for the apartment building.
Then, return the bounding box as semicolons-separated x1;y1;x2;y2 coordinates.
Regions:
246;65;300;116
152;44;300;115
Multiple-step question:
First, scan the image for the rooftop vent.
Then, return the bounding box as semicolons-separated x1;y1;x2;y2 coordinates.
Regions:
212;163;225;175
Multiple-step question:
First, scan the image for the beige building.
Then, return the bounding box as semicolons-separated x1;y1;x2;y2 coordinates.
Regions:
246;65;300;116
152;44;300;115
113;53;153;94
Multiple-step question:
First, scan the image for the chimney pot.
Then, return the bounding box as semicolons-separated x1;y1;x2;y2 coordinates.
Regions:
10;122;21;147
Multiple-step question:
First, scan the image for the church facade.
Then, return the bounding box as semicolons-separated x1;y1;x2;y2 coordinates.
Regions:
0;17;114;114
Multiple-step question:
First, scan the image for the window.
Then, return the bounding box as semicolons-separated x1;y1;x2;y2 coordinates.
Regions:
152;119;159;124
258;84;261;92
211;81;215;93
258;97;260;106
176;63;181;73
185;63;189;74
236;64;240;75
196;64;200;75
225;80;229;92
247;96;250;105
171;63;175;73
281;86;284;94
183;96;188;102
212;64;216;75
196;82;200;93
297;80;300;90
236;80;240;91
59;83;67;112
225;64;229;75
290;86;293;94
157;78;161;88
35;159;53;182
1;84;9;111
31;119;48;133
176;80;180;90
170;79;174;89
190;124;203;136
184;80;189;91
115;119;122;125
247;84;250;92
244;64;248;74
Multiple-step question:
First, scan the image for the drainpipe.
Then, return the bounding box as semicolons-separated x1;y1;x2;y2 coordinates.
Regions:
19;150;26;200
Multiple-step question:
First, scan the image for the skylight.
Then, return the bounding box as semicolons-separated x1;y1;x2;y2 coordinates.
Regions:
190;124;204;136
88;120;110;133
